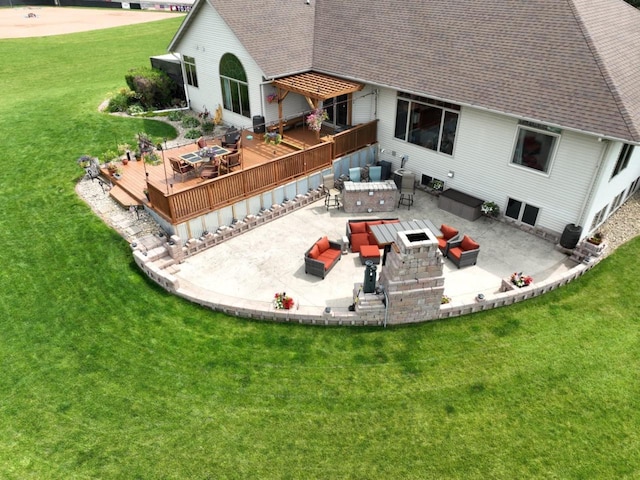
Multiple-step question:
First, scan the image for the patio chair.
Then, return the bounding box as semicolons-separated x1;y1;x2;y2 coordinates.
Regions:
200;164;219;180
322;173;342;210
196;136;207;149
222;128;241;148
349;167;361;182
446;234;480;268
369;165;382;182
226;152;241;170
437;224;460;255
169;157;194;182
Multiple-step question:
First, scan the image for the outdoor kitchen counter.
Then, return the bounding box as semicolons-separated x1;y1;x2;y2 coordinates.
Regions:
342;180;398;214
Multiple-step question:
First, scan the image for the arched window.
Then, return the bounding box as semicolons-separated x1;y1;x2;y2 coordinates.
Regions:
220;54;250;118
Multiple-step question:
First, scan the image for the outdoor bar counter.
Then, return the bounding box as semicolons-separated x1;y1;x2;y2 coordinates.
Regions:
342;180;398;214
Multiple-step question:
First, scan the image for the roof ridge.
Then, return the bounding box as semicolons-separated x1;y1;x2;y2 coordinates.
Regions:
567;0;639;141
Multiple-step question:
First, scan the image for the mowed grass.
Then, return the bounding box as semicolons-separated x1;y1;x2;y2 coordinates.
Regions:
0;17;639;479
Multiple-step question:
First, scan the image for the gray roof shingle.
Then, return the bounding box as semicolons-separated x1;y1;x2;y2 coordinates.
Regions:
170;0;640;142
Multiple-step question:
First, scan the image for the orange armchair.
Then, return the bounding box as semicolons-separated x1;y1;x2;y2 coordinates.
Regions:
437;224;460;254
446;234;480;268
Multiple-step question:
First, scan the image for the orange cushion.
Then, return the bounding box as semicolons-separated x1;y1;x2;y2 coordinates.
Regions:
350;222;367;234
350;233;369;253
460;235;479;251
366;220;383;231
382;219;400;224
360;245;380;257
318;249;340;270
318;249;341;263
440;224;458;240
448;247;462;259
437;238;447;249
308;244;320;259
368;232;379;246
316;236;330;253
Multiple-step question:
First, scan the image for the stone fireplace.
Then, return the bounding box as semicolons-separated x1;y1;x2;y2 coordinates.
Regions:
377;228;445;324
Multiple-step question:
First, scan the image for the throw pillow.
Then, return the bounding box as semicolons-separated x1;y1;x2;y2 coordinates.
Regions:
460;235;479;251
316;236;330;253
366;220;383;231
350;222;367;234
440;224;458;240
308;244;320;259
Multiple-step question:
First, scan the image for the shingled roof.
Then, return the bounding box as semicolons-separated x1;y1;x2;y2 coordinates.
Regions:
169;0;640;142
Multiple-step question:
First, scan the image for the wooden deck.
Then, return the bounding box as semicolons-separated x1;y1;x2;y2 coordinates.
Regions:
106;125;327;207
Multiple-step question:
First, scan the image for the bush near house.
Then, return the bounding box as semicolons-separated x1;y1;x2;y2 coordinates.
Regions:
125;66;174;110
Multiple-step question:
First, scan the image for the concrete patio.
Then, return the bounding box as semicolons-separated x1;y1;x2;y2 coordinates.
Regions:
171;188;574;315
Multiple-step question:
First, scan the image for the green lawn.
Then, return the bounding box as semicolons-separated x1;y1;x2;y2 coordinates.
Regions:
0;18;639;479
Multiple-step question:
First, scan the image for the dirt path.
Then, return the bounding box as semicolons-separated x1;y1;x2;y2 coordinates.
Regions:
0;6;184;39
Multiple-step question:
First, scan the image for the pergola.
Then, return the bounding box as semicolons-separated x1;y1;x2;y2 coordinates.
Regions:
270;71;364;136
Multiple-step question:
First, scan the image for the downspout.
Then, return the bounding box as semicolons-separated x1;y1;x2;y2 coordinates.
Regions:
378;285;389;328
576;139;610;232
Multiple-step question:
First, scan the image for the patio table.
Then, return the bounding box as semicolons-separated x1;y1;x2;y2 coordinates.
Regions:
180;147;230;175
369;219;442;264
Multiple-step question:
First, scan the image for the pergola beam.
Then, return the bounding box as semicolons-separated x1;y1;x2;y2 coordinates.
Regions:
270;71;364;136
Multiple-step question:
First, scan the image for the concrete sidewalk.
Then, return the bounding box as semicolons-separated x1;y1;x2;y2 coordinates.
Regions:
173;189;572;312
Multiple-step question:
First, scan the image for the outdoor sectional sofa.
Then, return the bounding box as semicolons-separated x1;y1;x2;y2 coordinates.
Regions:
346;218;399;253
304;236;342;279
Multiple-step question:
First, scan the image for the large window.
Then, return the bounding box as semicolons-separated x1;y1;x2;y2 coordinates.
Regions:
505;197;540;226
394;93;459;155
511;122;559;173
611;144;634;178
219;53;250;118
184;56;198;88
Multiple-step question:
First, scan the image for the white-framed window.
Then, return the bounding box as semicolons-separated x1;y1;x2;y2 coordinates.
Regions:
511;122;560;173
611;144;634;178
611;190;625;212
590;205;608;230
184;56;198;88
505;197;540;226
628;176;640;199
219;53;250;118
394;92;459;155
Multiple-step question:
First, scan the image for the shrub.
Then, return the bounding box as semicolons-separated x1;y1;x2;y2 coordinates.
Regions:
127;104;145;115
201;121;215;134
167;110;185;122
182;116;201;128
125;66;173;110
106;87;135;113
185;128;202;139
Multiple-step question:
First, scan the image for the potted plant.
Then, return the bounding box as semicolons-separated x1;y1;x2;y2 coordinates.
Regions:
266;92;278;104
510;272;533;288
274;292;294;310
306;107;328;132
106;161;119;175
481;201;500;218
76;155;93;169
429;179;444;191
587;232;603;245
264;131;282;145
144;152;161;165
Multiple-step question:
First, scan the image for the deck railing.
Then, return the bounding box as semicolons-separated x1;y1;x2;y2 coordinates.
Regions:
148;120;377;224
333;120;378;158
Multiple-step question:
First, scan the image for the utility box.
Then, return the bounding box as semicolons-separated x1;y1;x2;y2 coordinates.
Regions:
363;260;377;293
